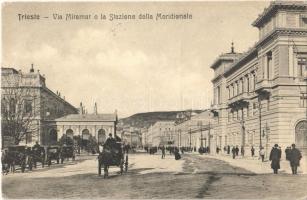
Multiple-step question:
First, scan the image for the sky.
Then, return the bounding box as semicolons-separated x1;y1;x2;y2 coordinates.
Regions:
2;1;270;118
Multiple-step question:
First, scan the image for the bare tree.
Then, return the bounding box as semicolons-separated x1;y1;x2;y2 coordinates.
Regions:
1;73;40;145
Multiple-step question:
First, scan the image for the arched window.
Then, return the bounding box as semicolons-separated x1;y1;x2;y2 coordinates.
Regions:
9;98;16;114
49;129;58;144
295;120;307;148
66;129;74;139
98;129;106;144
82;129;90;140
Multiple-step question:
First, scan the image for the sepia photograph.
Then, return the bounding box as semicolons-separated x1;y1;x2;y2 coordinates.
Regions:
1;1;307;199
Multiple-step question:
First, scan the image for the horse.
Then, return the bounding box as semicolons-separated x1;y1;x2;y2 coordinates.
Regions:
98;148;125;178
32;147;45;168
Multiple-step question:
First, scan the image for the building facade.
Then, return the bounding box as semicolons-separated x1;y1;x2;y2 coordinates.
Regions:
1;66;78;147
54;103;117;146
150;121;176;147
210;2;307;157
175;110;214;151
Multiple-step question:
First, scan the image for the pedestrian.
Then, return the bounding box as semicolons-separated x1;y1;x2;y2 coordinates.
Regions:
235;146;239;156
227;145;230;155
289;144;302;175
216;147;220;154
269;144;281;174
232;146;236;159
161;146;166;159
241;146;245;157
259;147;265;162
285;146;291;161
174;147;181;160
251;146;255;157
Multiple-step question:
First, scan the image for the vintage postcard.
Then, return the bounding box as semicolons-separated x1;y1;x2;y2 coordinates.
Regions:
1;1;307;199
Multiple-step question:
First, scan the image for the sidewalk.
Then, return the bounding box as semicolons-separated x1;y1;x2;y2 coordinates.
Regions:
197;153;307;175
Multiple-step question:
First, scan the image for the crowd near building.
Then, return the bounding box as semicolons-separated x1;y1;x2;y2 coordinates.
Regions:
141;1;307;159
1;65;118;148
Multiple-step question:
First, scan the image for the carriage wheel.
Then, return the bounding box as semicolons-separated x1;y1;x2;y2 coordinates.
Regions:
120;163;124;175
98;161;102;176
125;155;128;172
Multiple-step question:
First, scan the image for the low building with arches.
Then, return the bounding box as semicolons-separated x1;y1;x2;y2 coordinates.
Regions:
53;112;118;146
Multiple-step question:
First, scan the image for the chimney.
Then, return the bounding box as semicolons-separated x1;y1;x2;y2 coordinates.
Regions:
231;41;235;53
30;64;34;73
94;102;98;115
80;102;83;115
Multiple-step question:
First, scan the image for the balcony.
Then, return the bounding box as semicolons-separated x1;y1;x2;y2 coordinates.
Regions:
255;79;273;94
228;92;251;108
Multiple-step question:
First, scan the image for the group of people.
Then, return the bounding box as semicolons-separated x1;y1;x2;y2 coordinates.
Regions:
160;146;181;160
269;143;302;175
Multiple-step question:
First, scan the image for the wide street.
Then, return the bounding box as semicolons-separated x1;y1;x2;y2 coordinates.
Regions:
2;153;307;199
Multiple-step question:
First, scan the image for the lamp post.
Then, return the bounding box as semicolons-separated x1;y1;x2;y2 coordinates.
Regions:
189;128;192;151
258;96;262;149
197;121;203;148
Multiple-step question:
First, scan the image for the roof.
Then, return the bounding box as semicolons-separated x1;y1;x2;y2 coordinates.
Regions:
252;1;307;28
210;52;242;69
55;113;117;122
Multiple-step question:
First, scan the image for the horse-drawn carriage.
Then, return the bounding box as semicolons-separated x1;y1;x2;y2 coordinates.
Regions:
46;146;60;166
6;145;28;173
32;146;46;168
60;145;75;163
98;142;128;178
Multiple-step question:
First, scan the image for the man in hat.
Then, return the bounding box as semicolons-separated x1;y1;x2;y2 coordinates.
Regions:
104;133;116;151
289;144;302;175
269;144;281;174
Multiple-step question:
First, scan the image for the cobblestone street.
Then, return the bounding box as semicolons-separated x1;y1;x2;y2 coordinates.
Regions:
2;153;307;199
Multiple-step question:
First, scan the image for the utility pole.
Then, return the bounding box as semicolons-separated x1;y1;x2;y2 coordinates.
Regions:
208;121;211;153
189;128;192;151
258;96;262;148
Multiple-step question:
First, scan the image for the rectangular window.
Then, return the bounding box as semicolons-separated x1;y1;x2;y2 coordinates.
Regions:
267;51;272;79
26;132;32;143
247;76;250;93
300;93;307;107
297;57;307;78
217;86;221;104
24;100;32;114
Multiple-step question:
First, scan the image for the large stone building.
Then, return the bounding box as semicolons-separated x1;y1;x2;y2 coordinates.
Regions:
1;66;78;146
149;121;176;147
1;66;118;147
210;1;307;157
174;110;213;150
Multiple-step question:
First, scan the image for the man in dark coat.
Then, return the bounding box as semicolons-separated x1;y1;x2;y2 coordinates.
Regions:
251;146;255;157
161;146;166;159
285;147;291;161
232;146;236;159
227;145;230;154
104;134;116;151
289;144;302;175
269;144;281;174
235;146;239;156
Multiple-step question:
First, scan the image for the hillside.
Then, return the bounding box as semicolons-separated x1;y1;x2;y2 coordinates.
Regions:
119;110;204;129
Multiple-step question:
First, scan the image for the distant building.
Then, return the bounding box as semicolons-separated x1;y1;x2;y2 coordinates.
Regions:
1;66;78;147
210;1;307;157
175;110;214;150
150;121;176;147
55;103;117;145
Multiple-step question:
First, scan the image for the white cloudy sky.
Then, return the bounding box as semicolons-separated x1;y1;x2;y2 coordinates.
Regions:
2;1;269;118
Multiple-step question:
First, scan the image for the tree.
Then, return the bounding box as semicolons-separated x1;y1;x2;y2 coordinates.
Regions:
1;73;40;145
58;134;74;146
